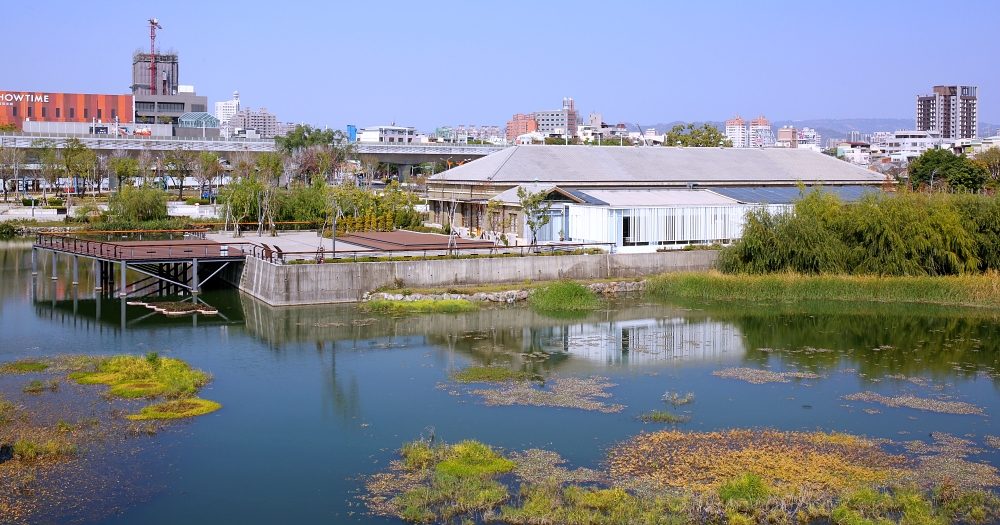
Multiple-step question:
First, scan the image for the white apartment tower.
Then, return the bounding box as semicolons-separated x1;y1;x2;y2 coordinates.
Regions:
725;115;748;147
916;85;978;139
748;115;775;148
215;91;241;125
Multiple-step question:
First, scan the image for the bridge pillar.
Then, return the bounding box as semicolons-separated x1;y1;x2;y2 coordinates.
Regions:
51;251;57;280
31;248;37;276
72;256;79;285
94;260;102;292
397;164;412;182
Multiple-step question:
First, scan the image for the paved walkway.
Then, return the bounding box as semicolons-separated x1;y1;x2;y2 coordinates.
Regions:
206;231;371;260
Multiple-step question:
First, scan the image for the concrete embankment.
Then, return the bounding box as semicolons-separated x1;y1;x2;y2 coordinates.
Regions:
239;250;718;306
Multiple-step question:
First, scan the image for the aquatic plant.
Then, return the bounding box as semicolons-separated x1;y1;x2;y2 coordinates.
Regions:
69;354;210;399
126;398;222;420
467;376;625;413
528;281;602;311
662;391;695;407
11;439;77;461
639;410;689;423
712;367;822;385
363;433;1000;525
449;366;538;384
844;392;983;415
362;299;480;314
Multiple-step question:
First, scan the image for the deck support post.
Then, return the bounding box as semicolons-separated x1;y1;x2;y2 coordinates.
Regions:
95;260;102;292
31;248;37;276
72;255;79;285
51;251;57;280
191;258;200;295
120;261;127;297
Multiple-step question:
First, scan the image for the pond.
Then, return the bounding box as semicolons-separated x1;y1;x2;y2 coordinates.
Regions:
1;241;999;523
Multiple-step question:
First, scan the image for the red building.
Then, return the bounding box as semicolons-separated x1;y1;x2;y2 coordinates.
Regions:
0;91;133;128
505;113;538;142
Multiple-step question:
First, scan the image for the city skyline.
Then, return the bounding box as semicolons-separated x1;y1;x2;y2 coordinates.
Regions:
2;1;998;131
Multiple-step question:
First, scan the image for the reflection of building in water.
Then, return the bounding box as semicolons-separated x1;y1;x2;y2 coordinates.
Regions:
528;317;746;365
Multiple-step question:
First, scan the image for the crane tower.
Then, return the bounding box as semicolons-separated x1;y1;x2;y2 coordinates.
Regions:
148;18;162;95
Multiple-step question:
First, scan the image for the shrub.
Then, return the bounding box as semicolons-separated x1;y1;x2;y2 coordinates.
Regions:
0;222;16;237
22;197;41;206
107;185;168;223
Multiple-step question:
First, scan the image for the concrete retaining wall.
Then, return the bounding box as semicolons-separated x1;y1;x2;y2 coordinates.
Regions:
239;250;719;306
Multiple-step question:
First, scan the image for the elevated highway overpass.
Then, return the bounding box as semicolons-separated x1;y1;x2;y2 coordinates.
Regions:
0;133;505;166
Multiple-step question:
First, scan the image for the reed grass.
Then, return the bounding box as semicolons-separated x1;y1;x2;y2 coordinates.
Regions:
646;271;1000;308
361;299;480;314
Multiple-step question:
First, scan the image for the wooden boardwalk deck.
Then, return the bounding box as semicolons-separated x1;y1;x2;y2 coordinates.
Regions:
34;235;251;262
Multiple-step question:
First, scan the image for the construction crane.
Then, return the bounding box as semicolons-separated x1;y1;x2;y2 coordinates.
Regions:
148;18;162;94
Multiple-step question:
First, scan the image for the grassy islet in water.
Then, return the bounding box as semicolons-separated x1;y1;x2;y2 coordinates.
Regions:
528;281;602;311
363;299;480;314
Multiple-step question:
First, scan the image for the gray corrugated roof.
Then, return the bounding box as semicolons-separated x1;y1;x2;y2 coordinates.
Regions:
430;145;884;186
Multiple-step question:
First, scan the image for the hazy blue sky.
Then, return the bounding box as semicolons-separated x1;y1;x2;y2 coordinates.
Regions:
3;1;998;131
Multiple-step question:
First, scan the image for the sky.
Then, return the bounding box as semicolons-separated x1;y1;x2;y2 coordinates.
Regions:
3;1;998;132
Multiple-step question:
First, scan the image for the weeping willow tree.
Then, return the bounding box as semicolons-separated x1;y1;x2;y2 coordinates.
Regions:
719;188;996;276
106;184;168;223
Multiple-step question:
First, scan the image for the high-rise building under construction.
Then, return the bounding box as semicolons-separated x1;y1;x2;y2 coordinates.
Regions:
131;51;179;96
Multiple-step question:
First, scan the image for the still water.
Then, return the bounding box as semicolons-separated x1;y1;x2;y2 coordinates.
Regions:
2;241;1000;523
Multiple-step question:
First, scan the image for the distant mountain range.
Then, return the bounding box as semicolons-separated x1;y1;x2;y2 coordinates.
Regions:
633;118;919;142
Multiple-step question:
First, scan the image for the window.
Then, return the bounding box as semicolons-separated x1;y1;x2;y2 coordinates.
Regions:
11;107;16;117
27;107;33;117
84;109;89;118
111;109;116;119
56;108;61;118
97;109;102;119
69;108;75;118
157;102;184;112
191;104;206;112
135;102;155;111
41;107;46;118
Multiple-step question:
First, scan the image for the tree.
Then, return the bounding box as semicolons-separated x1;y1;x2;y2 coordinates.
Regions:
275;125;342;155
109;152;140;191
256;151;284;186
485;198;511;248
907;149;985;190
0;146;26;202
948;160;990;191
976;147;1000;182
107;185;168;223
517;186;552;245
193;152;224;201
163;149;197;199
663;123;731;147
31;140;60;201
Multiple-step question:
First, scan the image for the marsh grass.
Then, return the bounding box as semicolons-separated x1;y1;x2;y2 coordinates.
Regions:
125;398;222;420
362;299;480;314
528;281;602;311
11;439;77;461
638;410;690;424
2;360;50;374
646;271;1000;308
449;366;539;384
69;352;210;399
22;378;57;394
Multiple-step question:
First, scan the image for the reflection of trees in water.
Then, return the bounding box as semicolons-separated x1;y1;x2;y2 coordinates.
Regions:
317;340;361;422
685;299;1000;383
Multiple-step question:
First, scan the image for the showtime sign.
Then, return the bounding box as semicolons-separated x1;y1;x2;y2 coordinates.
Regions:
0;93;50;103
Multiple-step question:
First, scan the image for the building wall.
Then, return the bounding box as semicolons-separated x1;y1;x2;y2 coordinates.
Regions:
229;108;280;138
132;53;180;96
0;91;133;126
567;203;791;248
725;116;747;148
134;92;209;124
916;85;978;139
506;114;539;141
